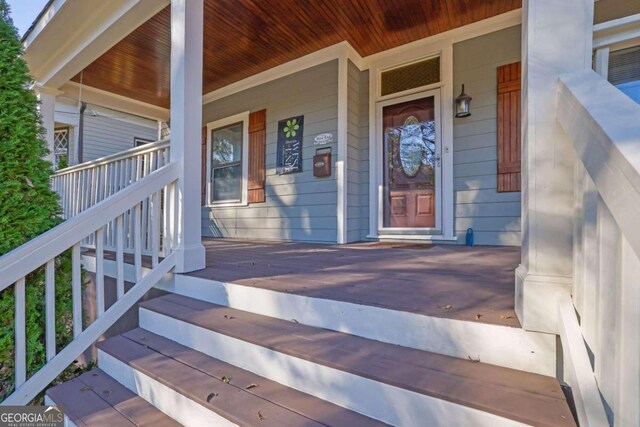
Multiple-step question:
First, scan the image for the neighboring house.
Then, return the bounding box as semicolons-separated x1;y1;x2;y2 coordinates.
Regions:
52;100;161;169
1;0;639;426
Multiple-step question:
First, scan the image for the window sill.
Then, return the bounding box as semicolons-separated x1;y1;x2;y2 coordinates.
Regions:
204;201;248;208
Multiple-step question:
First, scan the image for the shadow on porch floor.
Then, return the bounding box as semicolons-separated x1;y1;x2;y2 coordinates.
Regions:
187;239;521;328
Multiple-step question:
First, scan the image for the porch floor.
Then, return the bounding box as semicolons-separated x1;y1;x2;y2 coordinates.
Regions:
188;239;521;328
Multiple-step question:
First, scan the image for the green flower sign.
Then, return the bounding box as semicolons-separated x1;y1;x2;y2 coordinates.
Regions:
277;115;304;175
283;118;300;137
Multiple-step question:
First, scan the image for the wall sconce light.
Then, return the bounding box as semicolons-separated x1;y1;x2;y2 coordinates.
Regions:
454;84;472;118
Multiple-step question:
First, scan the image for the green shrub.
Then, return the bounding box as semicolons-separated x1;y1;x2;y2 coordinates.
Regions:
0;1;75;402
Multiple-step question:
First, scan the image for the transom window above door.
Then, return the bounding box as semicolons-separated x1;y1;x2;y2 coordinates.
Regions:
211;123;243;203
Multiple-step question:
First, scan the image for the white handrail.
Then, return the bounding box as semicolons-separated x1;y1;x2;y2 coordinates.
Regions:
556;70;640;426
50;139;171;256
54;139;170;176
0;161;179;405
1;163;179;289
557;70;640;258
593;13;640;50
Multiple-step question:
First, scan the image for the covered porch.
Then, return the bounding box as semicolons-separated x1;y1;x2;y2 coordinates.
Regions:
192;238;521;327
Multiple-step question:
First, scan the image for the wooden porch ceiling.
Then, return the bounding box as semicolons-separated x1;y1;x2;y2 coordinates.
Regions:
71;0;521;108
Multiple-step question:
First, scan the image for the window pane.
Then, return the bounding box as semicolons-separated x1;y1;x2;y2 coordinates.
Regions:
381;57;440;97
608;46;640;104
212;164;242;202
212;123;243;166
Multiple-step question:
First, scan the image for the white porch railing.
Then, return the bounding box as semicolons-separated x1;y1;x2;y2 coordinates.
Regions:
0;161;179;405
593;13;640;79
557;70;640;427
51;140;171;256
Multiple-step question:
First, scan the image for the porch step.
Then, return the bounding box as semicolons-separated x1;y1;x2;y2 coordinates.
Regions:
160;274;557;376
138;293;576;427
45;368;180;426
97;330;385;426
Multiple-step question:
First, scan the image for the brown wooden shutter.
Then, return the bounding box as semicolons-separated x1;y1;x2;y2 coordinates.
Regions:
497;61;522;192
201;126;207;205
248;110;267;203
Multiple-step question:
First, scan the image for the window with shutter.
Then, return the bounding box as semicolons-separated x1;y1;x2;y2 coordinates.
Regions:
248;109;266;203
496;61;521;193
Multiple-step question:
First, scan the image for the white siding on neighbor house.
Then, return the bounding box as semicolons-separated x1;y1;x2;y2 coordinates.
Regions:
82;105;158;162
452;25;522;246
346;61;370;243
201;61;339;243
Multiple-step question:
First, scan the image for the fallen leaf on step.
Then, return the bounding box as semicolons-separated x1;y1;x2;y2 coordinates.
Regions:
438;304;452;310
475;314;482;319
222;376;232;384
258;411;266;421
224;315;235;320
206;392;218;403
290;319;299;324
102;389;112;397
140;336;147;341
500;315;514;319
468;356;481;363
79;386;93;392
245;383;258;390
91;373;98;377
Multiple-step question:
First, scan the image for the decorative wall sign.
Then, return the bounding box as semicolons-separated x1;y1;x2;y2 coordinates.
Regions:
276;115;304;174
313;133;334;145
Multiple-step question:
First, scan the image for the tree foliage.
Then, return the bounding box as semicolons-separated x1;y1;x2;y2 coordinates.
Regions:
0;0;74;401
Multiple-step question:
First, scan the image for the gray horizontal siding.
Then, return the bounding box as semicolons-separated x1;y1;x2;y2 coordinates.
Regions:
202;61;339;243
453;25;522;246
82;107;157;161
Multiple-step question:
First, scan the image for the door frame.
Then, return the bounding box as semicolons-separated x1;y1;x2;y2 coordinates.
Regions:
375;89;443;235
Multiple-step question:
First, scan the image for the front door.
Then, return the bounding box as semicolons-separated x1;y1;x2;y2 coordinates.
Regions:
382;93;440;229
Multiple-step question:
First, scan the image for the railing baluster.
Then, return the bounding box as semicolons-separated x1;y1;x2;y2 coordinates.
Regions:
134;204;143;281
95;228;105;316
14;277;26;387
151;191;160;267
116;215;125;298
171;181;179;250
126;158;133;249
45;259;55;361
141;154;150;252
72;243;82;337
162;184;169;256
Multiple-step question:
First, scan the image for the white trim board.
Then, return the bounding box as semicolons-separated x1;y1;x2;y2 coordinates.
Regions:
336;56;348;244
139;307;527;427
159;274;556;377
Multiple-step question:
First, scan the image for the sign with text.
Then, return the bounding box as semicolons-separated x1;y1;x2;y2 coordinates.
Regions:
276;116;304;175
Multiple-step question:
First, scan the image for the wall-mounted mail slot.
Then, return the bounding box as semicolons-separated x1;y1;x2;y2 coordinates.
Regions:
313;147;332;178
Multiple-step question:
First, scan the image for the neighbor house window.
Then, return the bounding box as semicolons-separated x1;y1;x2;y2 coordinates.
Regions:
608;46;640;104
54;127;69;169
134;137;154;147
210;122;244;203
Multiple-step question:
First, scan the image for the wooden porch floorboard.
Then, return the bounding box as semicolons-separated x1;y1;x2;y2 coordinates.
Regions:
189;239;521;328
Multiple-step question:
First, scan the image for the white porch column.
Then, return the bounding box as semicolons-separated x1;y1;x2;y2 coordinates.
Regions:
34;85;60;165
170;0;206;273
516;0;594;333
